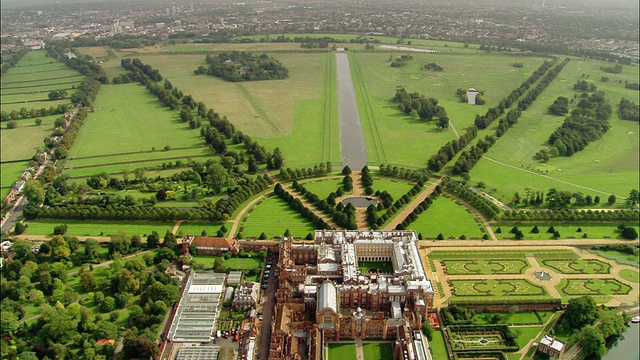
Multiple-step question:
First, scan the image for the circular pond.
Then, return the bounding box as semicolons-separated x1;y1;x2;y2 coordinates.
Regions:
534;271;552;281
340;196;379;208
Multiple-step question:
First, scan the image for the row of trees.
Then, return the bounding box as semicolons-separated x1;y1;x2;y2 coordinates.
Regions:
290;175;358;229
278;162;333;181
273;183;331;229
378;164;431;183
500;208;640;223
474;59;557;129
46;40;109;84
395;189;438;230
444;179;502;220
427;126;478;172
0;47;30;76
452;135;496;175
1;103;69;122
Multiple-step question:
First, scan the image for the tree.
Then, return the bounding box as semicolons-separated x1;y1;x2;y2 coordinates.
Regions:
81;271;98;292
6;120;18;129
50;235;71;260
342;166;352;175
0;310;18;336
147;231;160;248
579;326;606;358
123;336;158;359
564;296;597;329
14;222;26;235
621;227;638;240
608;194;617;205
627;189;639;206
206;163;228;194
23;180;45;205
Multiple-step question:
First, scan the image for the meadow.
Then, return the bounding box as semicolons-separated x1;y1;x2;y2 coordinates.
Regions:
0;51;82;112
469;58;639;203
349;52;548;167
410;196;486;238
137;51;341;168
0;115;58;162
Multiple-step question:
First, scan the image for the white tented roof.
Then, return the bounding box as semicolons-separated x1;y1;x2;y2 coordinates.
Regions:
317;281;338;313
189;284;224;294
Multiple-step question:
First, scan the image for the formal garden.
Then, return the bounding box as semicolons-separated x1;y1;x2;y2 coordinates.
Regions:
540;259;611;274
449;279;548;298
557;278;632;297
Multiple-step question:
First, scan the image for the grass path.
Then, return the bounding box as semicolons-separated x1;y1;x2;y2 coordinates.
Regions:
234;83;282;136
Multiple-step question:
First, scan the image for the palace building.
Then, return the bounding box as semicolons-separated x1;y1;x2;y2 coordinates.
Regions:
269;230;435;360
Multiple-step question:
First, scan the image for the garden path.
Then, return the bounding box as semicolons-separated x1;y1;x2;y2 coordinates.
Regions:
523;256;563;299
383;174;448;231
354;337;365;360
350;171;368;229
227;191;272;239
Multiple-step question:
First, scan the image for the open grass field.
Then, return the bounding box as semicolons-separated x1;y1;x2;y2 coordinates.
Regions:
540;259;611;274
359;261;395;274
410;196;486;239
237;195;316;238
449;279;548;297
513;326;544;349
66;83;206;158
557;278;632;296
619;269;639;283
441;259;529;275
0;51;82;112
493;223;638;240
23;219;176;237
362;343;394;360
349;52;548;167
327;344;357;360
138;51;340;168
191;255;262;271
468;58;639;203
1;114;58;162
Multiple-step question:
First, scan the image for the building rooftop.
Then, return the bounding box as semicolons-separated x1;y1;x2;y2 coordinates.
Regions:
317;281;338;314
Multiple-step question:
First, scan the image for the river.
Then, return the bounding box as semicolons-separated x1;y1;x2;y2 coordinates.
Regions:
335;52;368;170
602;322;639;360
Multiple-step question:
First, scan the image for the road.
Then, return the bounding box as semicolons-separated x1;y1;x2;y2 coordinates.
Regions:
256;253;279;360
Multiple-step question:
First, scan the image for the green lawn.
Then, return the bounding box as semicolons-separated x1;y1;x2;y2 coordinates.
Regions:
373;178;415;201
300;177;346;199
327;344;357;360
238;195;317;238
191;255;263;271
359;261;395;274
23;219;176;237
473;311;548;325
513;326;544;349
430;249;578;261
1;115;59;162
410;196;486;239
430;331;449;360
362;343;394;360
619;269;639;283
